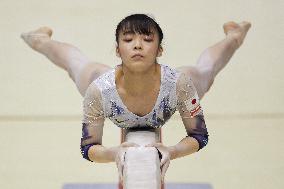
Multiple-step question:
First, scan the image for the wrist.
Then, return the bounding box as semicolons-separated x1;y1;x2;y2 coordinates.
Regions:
89;145;114;163
104;146;119;162
168;145;177;160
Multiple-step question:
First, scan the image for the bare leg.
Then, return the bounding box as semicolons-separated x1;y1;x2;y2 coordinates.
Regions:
21;27;111;96
177;21;251;99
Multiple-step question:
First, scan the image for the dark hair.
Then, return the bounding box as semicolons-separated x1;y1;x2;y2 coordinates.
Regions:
115;14;163;46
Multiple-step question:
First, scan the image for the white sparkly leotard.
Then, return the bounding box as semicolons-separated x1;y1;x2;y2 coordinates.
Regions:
80;63;209;161
82;63;203;129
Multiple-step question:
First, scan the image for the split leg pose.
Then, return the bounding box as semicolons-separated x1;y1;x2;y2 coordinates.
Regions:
21;16;251;186
176;21;251;99
21;28;111;96
21;21;251;99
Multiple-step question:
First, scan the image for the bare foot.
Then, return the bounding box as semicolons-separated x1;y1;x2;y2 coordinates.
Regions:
21;27;53;50
223;21;251;48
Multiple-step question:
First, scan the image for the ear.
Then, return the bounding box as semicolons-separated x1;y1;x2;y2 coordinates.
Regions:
116;46;121;57
157;46;163;57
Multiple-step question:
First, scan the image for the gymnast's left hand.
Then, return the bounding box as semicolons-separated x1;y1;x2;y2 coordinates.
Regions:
145;143;171;182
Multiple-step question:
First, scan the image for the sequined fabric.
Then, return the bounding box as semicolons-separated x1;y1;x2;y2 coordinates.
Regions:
82;63;202;129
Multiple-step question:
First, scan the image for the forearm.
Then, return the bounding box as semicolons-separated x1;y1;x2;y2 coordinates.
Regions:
169;136;199;160
88;145;118;163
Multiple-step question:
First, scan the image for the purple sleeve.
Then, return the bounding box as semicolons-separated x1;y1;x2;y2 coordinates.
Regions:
186;114;209;151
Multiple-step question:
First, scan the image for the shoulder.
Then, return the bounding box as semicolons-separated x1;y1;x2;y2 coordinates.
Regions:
84;81;102;103
160;64;180;84
91;68;115;91
83;80;105;116
158;64;195;90
176;71;193;85
176;72;198;101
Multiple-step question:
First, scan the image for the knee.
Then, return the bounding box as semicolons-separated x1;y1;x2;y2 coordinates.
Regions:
75;63;105;96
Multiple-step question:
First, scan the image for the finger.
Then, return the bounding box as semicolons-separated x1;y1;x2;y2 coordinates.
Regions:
145;143;162;147
120;151;126;165
121;142;139;147
155;147;163;160
145;143;155;147
160;155;168;166
120;163;124;182
119;152;126;182
116;158;123;182
118;165;123;182
115;152;124;171
161;161;170;182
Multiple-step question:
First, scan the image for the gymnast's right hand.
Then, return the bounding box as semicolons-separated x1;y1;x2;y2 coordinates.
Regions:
114;142;139;182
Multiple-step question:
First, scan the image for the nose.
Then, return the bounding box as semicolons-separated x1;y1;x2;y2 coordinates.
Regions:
133;38;142;50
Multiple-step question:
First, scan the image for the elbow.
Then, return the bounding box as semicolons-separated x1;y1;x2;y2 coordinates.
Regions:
189;133;209;151
190;114;209;151
80;143;95;162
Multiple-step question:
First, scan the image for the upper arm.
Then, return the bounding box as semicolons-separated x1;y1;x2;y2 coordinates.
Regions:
176;73;209;150
77;63;112;97
176;66;203;99
81;82;105;146
176;72;202;119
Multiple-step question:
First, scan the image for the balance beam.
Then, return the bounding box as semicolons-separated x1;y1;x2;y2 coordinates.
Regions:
123;130;162;189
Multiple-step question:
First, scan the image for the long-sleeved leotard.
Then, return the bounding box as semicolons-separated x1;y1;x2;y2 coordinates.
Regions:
80;63;209;161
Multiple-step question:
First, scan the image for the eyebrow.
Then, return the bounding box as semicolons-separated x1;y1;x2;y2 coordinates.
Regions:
122;31;135;35
122;30;154;36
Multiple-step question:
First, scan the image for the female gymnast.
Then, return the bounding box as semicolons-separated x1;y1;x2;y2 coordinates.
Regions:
21;14;251;184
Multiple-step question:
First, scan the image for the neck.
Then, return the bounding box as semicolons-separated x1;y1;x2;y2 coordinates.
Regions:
116;63;161;96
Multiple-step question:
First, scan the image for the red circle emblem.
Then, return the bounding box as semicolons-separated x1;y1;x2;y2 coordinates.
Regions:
191;99;196;104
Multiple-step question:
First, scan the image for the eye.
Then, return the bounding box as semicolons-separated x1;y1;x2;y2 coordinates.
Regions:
123;38;132;42
144;35;154;42
144;38;153;42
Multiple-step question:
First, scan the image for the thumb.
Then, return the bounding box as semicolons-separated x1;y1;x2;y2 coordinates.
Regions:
161;161;170;182
121;142;139;147
160;154;168;166
145;143;159;147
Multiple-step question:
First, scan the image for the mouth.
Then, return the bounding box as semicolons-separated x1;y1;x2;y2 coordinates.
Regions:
131;54;144;59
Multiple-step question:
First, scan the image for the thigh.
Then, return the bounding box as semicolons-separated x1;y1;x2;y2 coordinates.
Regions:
176;66;203;98
76;62;112;97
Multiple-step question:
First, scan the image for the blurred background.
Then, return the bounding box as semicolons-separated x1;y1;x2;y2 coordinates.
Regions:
0;0;283;189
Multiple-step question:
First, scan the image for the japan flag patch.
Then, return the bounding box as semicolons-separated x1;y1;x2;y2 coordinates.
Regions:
184;92;202;118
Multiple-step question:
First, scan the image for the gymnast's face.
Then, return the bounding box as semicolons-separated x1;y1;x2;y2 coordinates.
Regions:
116;29;163;72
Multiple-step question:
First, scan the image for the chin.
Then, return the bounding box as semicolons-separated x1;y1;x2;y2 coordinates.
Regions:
128;61;154;72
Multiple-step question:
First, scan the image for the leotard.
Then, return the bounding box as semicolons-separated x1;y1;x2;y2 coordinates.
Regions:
80;63;209;161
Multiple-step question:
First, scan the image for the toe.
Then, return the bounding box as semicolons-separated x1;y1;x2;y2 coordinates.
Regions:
223;21;239;34
240;21;252;29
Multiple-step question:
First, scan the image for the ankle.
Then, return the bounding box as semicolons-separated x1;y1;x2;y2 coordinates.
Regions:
33;37;51;51
226;34;240;49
